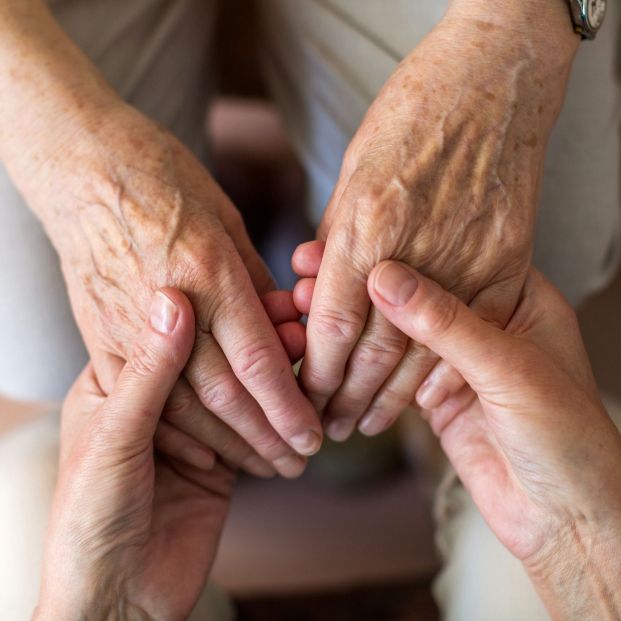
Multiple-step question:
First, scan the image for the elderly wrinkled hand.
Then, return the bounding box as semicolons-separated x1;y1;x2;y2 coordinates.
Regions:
293;0;579;443
0;1;322;481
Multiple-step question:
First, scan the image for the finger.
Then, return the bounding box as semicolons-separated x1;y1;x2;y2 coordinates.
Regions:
275;321;306;363
98;288;195;448
201;250;323;456
300;237;371;413
292;241;325;278
367;261;514;390
416;359;465;411
293;278;315;315
358;339;438;436
415;276;521;410
163;378;277;478
154;419;216;471
189;325;318;464
421;384;478;437
322;308;408;442
261;290;302;325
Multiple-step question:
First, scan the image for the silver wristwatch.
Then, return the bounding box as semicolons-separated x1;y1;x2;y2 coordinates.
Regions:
567;0;607;40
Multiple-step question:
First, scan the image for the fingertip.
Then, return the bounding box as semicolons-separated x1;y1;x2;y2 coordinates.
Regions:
292;241;326;277
367;261;420;309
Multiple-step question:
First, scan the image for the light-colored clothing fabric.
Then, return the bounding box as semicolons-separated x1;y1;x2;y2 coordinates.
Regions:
0;1;619;620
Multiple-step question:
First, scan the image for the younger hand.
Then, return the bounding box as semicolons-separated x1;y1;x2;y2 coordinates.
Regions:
368;261;621;617
35;289;233;621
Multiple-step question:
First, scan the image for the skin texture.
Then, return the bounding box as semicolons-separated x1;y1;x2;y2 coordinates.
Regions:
367;262;621;620
294;0;579;442
35;289;233;621
0;0;322;479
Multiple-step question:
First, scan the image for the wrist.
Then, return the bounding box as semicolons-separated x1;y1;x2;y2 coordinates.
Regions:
445;0;579;65
525;509;621;619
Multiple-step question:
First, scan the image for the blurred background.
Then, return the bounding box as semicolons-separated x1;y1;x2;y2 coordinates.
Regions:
1;2;620;620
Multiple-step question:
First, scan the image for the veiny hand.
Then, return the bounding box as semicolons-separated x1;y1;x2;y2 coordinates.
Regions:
29;103;322;479
35;289;233;621
368;261;621;618
293;1;579;442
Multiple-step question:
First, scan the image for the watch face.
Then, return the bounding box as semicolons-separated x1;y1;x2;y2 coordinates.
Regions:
587;0;607;31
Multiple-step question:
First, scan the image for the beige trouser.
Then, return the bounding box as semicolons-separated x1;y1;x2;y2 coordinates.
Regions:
0;1;619;619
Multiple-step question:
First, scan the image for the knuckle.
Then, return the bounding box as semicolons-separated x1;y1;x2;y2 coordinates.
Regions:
354;339;404;370
234;343;286;387
194;371;244;411
302;364;341;396
330;391;369;414
312;307;364;344
375;385;413;415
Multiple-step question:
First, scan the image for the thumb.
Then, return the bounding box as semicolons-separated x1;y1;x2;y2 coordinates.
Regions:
96;288;196;449
368;261;514;391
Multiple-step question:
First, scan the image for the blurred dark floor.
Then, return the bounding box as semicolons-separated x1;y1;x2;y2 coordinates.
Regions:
235;580;439;621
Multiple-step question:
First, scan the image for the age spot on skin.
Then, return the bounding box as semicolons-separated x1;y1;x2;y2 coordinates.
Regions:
474;20;495;32
523;134;538;149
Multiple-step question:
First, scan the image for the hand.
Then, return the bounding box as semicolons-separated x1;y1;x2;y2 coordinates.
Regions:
368;261;621;618
293;0;579;442
0;3;322;479
25;103;322;478
35;289;233;621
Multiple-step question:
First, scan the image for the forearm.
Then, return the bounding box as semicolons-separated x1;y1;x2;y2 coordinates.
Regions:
0;0;119;208
445;0;579;117
528;529;621;620
447;0;580;56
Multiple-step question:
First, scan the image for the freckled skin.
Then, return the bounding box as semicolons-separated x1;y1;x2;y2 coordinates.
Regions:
0;1;322;476
299;1;580;429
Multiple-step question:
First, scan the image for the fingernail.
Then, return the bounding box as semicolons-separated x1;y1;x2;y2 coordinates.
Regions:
417;381;448;410
289;430;322;456
150;291;179;335
243;454;276;479
358;413;388;437
374;263;418;307
326;419;356;443
184;446;216;470
273;454;307;479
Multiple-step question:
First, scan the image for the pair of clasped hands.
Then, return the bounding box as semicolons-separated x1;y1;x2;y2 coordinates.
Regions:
35;249;621;620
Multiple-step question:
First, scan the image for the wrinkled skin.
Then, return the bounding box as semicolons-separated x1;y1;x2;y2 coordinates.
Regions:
294;11;578;441
28;103;322;479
